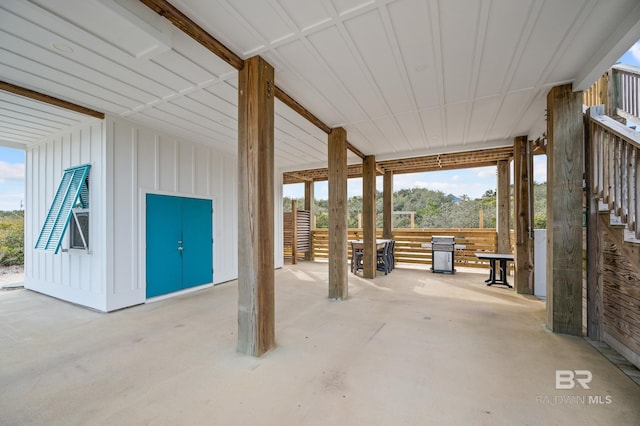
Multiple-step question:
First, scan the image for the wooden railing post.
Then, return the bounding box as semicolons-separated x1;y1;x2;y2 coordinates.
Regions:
586;106;604;341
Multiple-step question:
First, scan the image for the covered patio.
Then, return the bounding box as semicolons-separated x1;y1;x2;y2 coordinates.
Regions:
2;261;639;425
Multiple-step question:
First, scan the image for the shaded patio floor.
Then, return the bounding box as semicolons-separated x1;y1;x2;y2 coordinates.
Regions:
1;262;639;425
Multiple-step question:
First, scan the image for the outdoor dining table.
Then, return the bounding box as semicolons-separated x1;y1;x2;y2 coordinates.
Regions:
350;239;392;274
474;252;514;288
350;239;390;251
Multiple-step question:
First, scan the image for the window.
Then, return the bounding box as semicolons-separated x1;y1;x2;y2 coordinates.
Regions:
35;164;91;254
70;210;89;249
69;174;89;250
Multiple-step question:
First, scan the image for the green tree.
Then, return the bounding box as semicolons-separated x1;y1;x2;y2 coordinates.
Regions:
0;211;24;266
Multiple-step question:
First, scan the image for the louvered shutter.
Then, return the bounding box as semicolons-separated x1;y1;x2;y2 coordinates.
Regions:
35;164;91;254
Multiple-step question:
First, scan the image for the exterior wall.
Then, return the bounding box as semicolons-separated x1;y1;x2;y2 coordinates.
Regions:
25;115;283;312
25;119;108;311
105;116;239;311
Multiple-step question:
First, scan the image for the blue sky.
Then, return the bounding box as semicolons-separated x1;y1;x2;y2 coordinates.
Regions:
2;42;640;209
0;147;25;211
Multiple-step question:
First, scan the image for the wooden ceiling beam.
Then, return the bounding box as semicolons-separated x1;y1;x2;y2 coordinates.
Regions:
139;0;244;70
274;86;330;133
347;141;365;159
283;147;514;184
274;88;366;160
141;0;368;160
0;81;104;119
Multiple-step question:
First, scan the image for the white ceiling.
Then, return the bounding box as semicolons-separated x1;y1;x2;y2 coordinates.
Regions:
1;0;639;171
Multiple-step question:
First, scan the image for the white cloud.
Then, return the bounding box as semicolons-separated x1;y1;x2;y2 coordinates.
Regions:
0;161;25;181
452;175;461;181
0;191;24;211
473;166;496;178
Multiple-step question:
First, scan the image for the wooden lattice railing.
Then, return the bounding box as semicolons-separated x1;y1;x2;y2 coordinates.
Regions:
311;228;514;269
588;106;640;239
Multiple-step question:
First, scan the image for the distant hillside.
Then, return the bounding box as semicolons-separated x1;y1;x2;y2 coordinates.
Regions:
284;183;547;229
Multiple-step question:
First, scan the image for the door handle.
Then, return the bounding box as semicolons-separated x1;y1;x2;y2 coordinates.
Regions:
177;246;183;251
177;240;183;252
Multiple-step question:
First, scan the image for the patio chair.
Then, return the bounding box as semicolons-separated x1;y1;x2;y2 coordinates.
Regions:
376;241;392;275
351;242;363;274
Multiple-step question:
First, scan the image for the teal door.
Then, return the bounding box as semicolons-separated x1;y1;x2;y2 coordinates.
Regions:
146;194;213;298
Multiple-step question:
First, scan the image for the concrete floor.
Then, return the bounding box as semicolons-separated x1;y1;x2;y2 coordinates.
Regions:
1;262;639;426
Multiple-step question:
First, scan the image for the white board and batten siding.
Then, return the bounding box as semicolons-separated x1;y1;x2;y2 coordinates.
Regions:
106;115;239;311
25;119;107;310
25;115;250;311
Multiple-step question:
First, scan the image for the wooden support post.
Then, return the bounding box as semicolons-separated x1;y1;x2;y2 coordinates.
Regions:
496;160;511;253
328;127;348;300
291;199;298;265
546;84;584;336
304;181;314;261
585;107;604;340
237;56;275;356
383;170;393;239
363;155;377;278
514;136;534;295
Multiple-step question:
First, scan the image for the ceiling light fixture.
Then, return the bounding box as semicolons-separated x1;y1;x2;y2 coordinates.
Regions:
52;42;73;53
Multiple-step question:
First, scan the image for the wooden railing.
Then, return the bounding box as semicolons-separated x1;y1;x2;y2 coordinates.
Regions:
611;64;640;124
584;64;640;125
588;106;640;239
311;228;510;269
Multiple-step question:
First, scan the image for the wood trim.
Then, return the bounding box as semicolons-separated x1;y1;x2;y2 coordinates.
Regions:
139;0;244;70
0;81;104;119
